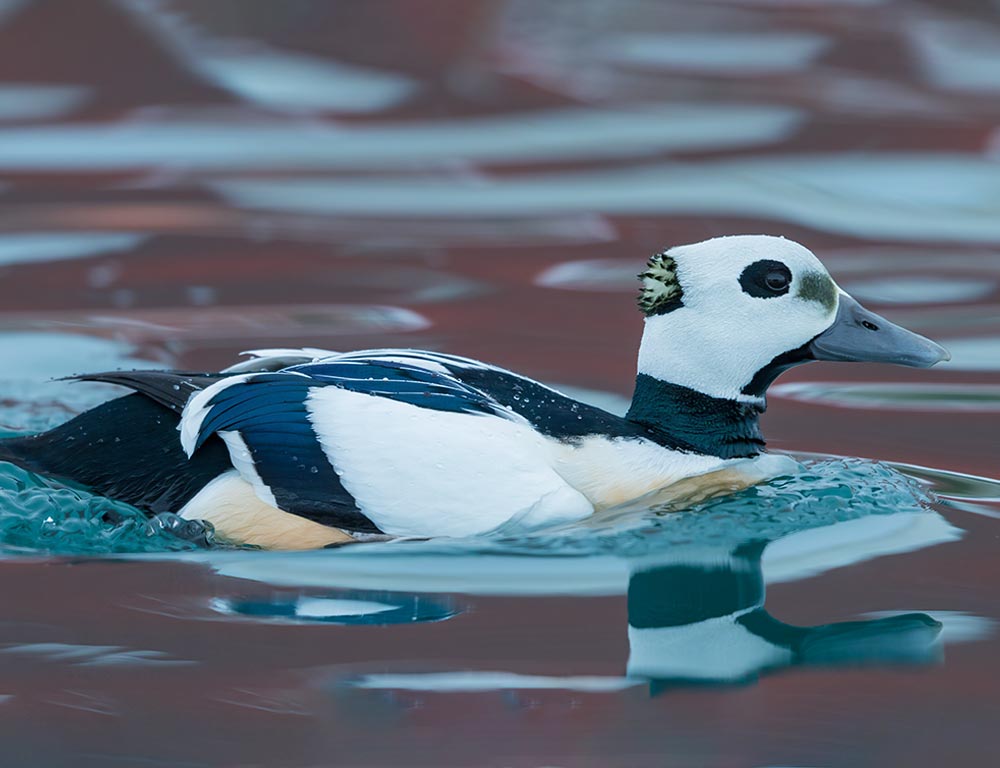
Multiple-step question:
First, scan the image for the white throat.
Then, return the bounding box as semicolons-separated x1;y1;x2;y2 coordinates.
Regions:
637;311;772;403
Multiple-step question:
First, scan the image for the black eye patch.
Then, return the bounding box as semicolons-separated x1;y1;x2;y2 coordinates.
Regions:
739;260;792;299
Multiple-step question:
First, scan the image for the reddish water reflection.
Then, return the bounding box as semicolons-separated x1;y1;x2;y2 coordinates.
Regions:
0;1;998;766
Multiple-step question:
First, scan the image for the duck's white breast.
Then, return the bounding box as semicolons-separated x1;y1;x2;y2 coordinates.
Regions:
549;437;799;511
548;436;730;510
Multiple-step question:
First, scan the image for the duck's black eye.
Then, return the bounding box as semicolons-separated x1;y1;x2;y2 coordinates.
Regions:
740;259;792;299
765;271;789;291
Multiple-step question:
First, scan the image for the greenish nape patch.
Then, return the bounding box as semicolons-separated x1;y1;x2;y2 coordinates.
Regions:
798;272;838;312
637;251;684;316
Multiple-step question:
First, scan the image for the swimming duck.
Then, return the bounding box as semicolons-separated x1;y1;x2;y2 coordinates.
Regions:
0;235;948;549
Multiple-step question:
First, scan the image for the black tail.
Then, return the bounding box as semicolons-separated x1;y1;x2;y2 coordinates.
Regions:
0;393;233;515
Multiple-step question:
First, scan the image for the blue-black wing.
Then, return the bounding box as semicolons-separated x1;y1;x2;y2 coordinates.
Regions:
284;359;511;417
227;348;635;441
181;360;518;533
185;359;514;453
330;350;641;442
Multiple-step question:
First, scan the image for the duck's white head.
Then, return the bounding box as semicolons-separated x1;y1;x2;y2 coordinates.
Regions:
636;235;949;402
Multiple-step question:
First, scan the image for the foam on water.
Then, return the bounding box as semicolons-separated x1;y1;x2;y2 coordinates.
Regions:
0;461;201;555
0;455;942;559
471;457;938;559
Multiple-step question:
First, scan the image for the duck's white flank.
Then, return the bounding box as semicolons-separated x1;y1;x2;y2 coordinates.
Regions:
304;386;594;538
179;470;353;549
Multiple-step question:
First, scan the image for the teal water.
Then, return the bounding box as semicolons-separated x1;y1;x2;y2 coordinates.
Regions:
482;457;938;557
0;454;938;557
0;461;203;554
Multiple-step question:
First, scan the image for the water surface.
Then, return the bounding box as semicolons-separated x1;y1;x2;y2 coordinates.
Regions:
0;1;998;766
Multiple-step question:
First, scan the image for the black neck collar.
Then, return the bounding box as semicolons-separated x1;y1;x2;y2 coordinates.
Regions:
625;374;766;460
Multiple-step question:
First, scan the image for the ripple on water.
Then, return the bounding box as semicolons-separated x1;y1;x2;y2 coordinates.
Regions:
0;104;804;170
771;382;1000;412
0;232;145;266
840;277;997;305
937;337;1000;371
211;154;1000;243
182;49;417;114
0;332;159;383
0;333;162;433
535;258;636;292
892;462;1000;501
908;19;1000;94
0;462;202;555
475;457;942;559
598;32;832;74
0;84;90;121
0;455;950;559
0;305;430;353
211;592;462;626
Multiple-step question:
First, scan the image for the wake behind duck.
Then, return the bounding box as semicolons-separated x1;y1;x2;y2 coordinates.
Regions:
0;235;949;549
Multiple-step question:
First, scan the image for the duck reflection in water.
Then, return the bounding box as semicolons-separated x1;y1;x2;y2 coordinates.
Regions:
199;459;964;694
293;499;956;695
340;547;943;695
625;542;941;691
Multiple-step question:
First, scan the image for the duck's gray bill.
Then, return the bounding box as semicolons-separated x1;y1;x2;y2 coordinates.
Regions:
808;295;950;368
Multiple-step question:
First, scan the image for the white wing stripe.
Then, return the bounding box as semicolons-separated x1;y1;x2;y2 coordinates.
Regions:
218;430;278;508
178;373;256;457
221;347;339;373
